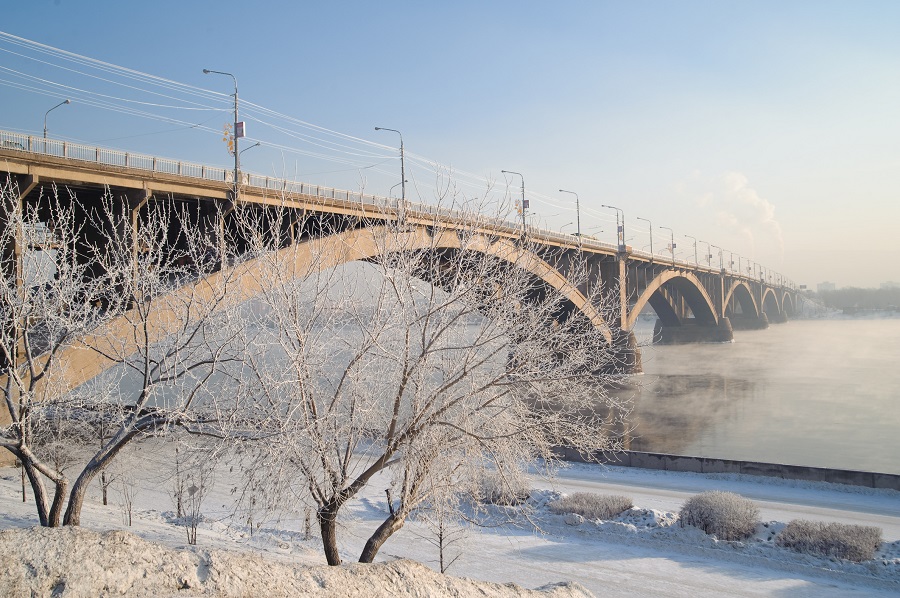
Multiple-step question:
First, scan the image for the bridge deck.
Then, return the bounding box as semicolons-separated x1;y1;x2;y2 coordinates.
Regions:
1;129;791;290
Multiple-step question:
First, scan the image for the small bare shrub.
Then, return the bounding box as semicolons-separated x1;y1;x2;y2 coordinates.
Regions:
679;491;759;541
118;474;136;527
185;465;213;545
776;520;882;562
549;492;633;520
479;470;531;506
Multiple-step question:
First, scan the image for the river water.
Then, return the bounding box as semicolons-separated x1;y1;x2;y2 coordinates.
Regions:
616;317;900;475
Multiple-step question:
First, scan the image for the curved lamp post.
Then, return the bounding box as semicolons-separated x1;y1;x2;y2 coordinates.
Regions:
636;217;653;262
685;234;698;265
203;69;240;199
501;170;526;235
558;189;580;237
375;127;406;224
44;99;71;139
601;204;625;250
659;225;675;266
711;244;724;271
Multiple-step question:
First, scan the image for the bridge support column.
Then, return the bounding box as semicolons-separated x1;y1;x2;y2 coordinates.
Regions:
768;311;788;324
730;313;769;330
653;317;733;344
598;329;642;375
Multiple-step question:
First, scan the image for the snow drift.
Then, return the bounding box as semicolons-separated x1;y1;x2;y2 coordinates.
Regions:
0;526;593;598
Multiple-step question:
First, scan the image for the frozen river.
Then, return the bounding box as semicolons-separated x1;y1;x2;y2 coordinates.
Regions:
616;317;900;475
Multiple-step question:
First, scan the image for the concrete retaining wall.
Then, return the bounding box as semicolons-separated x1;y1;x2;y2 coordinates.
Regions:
556;448;900;491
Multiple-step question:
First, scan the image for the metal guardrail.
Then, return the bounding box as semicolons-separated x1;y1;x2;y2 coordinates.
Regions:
0;129;795;290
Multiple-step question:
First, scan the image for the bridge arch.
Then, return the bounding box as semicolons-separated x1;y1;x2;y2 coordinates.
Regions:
724;280;760;319
781;290;795;317
761;288;781;320
40;224;613;393
625;270;719;330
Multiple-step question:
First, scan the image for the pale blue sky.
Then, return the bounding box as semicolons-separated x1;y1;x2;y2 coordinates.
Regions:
2;1;898;287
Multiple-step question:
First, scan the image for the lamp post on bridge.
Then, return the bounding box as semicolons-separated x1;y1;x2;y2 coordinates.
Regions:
375;127;406;225
203;69;242;201
389;179;408;199
711;244;724;272
601;204;625;251
685;234;698;265
659;226;675;266
558;189;580;238
700;241;712;267
43;99;71;139
636;217;653;262
501;170;527;236
239;141;261;156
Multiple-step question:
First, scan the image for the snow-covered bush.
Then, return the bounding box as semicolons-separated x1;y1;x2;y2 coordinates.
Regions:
679;491;759;541
478;469;531;506
776;519;882;562
548;492;632;521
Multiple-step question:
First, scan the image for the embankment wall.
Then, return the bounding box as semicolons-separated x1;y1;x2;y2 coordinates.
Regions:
556;448;900;491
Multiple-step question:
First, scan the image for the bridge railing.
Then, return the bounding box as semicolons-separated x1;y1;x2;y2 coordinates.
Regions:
1;130;231;184
0;129;795;289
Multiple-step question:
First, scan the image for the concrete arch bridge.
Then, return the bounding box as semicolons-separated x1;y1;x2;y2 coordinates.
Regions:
1;131;797;377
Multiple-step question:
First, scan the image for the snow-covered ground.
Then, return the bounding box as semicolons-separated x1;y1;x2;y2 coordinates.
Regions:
1;453;898;597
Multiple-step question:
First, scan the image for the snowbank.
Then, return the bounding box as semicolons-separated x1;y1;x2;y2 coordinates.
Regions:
0;526;592;598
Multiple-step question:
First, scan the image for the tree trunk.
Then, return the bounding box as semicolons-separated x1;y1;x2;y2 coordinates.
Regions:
63;465;100;526
318;503;342;566
15;445;68;527
48;477;68;528
21;458;50;527
64;427;140;526
358;512;405;563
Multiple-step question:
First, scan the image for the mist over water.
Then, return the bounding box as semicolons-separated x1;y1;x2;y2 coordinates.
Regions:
616;318;900;475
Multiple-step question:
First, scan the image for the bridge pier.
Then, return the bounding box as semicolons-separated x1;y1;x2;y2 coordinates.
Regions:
599;329;642;375
768;311;788;324
653;317;733;344
730;313;769;330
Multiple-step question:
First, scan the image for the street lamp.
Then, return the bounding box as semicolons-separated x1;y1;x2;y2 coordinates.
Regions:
558;189;580;237
375;127;406;224
43;99;71;139
239;141;261;156
636;217;653;262
501;170;526;235
700;241;712;267
203;69;241;200
389;179;407;199
711;244;724;271
601;204;625;250
659;225;675;266
685;234;698;265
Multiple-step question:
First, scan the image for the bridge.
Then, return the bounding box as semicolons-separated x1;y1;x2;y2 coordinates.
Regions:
1;129;797;375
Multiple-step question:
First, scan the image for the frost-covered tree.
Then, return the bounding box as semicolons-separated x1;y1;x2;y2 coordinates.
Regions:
60;197;248;526
238;201;630;565
1;180;250;527
0;180;100;526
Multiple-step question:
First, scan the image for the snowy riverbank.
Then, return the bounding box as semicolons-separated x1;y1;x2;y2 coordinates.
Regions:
1;459;898;597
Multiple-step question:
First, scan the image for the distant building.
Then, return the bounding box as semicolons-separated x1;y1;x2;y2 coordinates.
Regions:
881;281;900;289
817;281;836;293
